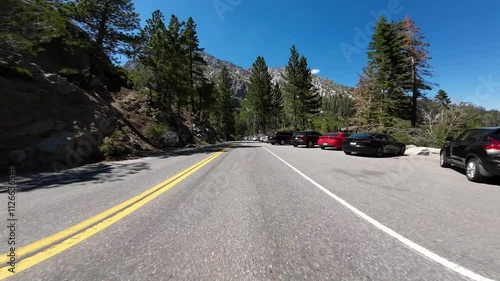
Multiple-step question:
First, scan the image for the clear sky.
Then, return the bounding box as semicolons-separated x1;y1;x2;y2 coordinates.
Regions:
131;0;500;110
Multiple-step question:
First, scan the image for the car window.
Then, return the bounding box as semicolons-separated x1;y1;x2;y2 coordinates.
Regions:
386;135;396;141
293;132;305;136
374;134;387;140
466;130;484;141
349;133;373;139
325;133;339;137
456;130;471;141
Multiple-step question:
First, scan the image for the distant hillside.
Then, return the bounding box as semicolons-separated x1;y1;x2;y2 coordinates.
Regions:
125;52;354;99
201;53;354;99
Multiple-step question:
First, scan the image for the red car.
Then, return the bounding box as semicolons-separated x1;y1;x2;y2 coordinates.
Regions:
318;132;351;150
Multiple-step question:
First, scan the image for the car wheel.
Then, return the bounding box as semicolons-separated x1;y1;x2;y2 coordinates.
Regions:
280;140;285;145
466;158;486;182
293;145;298;147
375;147;384;157
440;151;451;168
271;142;275;145
398;145;406;156
320;146;325;150
344;151;352;155
307;141;313;148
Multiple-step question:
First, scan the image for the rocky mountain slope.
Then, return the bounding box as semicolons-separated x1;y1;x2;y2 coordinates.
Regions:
125;53;354;99
201;52;354;98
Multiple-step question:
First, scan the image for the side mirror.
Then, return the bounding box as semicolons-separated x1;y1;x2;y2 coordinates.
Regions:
445;136;454;142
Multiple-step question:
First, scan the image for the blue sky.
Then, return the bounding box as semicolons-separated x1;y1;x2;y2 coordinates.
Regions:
131;0;500;110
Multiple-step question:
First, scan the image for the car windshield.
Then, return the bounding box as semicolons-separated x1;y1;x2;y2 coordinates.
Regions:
348;133;374;139
325;133;339;137
293;132;306;136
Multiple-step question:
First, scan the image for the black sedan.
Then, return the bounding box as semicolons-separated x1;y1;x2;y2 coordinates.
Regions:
342;132;406;157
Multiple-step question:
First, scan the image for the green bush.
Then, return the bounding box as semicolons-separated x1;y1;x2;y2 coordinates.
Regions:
0;63;34;80
99;130;130;157
58;67;88;86
145;124;170;143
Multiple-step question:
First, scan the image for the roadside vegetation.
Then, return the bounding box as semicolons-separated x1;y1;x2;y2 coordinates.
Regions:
3;1;499;150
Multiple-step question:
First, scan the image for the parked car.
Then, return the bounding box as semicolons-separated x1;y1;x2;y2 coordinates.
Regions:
440;127;500;182
291;131;322;148
342;132;406;157
268;131;293;145
318;132;351;150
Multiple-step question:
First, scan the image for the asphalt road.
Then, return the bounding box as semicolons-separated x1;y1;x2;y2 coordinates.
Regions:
1;142;499;281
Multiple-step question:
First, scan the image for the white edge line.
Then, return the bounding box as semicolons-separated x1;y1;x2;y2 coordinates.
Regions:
261;146;495;281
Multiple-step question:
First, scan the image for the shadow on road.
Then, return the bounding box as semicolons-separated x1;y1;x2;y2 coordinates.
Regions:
1;142;260;193
1;161;152;193
157;142;257;159
448;166;500;186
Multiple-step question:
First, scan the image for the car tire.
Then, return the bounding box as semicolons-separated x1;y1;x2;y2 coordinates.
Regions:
280;140;285;145
375;147;384;157
466;158;486;182
320;146;325;150
293;145;298;147
307;141;313;148
344;151;352;155
440;151;451;168
271;142;275;145
398;145;406;156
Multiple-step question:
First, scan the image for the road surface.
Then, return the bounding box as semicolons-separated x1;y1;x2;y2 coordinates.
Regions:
1;142;499;281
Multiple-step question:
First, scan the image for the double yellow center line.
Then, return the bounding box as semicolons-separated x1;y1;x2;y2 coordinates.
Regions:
0;145;231;279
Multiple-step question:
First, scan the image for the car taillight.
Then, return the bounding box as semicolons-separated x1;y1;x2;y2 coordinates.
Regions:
484;137;500;150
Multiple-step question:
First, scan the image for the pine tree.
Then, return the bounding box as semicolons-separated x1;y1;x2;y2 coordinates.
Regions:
398;15;434;127
435;89;451;107
214;66;235;140
282;45;322;130
299;56;322;127
247;56;273;134
181;17;207;113
136;10;169;110
352;68;388;131
270;82;284;130
367;16;410;120
0;0;67;56
64;0;140;83
282;45;301;130
165;15;187;113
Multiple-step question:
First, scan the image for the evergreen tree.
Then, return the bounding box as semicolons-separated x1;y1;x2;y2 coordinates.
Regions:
0;0;67;56
136;10;169;110
181;17;207;113
282;45;322;130
64;0;140;83
214;66;235;139
282;45;301;130
352;69;388;131
367;16;410;120
247;56;273;134
435;89;451;107
299;56;322;126
270;81;284;130
398;15;434;127
165;15;187;113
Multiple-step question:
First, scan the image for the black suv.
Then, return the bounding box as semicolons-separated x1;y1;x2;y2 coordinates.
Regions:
440;127;500;182
291;131;322;148
268;131;293;145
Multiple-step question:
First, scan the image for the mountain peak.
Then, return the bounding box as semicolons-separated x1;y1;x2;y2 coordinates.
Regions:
201;52;353;98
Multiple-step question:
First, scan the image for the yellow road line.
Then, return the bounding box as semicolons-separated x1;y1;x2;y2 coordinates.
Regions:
0;146;231;279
